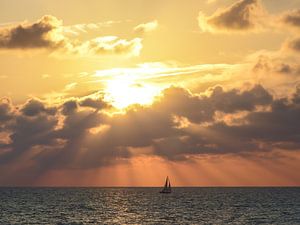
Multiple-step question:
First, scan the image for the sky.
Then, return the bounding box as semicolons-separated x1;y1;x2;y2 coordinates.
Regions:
0;0;300;186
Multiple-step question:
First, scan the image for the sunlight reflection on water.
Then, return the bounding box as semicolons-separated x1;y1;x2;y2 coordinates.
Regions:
0;187;299;224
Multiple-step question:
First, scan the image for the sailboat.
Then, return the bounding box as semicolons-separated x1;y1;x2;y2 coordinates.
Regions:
160;176;172;194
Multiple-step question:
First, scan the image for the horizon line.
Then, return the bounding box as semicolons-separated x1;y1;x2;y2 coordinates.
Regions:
0;185;299;188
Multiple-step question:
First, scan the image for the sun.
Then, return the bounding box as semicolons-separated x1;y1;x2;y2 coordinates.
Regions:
104;77;160;109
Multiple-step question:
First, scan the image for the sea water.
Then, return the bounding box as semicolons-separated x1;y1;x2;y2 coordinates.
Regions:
0;187;299;224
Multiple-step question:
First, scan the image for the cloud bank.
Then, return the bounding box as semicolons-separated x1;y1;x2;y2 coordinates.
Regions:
1;84;300;183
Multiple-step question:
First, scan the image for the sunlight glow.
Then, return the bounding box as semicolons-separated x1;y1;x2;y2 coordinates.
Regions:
97;63;234;109
104;76;160;109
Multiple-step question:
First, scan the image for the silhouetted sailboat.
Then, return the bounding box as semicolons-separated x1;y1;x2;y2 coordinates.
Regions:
160;176;171;193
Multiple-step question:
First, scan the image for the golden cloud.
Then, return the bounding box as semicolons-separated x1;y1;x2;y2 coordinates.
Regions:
134;20;158;35
198;0;266;33
0;15;143;57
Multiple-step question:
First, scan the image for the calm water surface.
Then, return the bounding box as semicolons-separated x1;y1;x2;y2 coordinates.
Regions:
0;187;299;224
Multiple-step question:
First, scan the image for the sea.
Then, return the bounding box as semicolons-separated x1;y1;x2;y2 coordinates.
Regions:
0;187;299;224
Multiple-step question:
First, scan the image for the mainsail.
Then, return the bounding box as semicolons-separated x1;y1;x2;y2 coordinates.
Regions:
160;176;172;193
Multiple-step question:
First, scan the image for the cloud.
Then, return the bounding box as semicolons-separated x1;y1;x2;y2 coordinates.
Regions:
147;85;300;159
281;9;300;29
198;0;265;33
155;84;272;124
79;97;110;110
253;54;300;76
78;36;142;57
0;15;64;49
20;99;56;117
94;63;235;86
243;47;300;103
0;98;14;122
207;91;300;151
0;15;143;57
61;100;78;115
285;37;300;53
64;20;122;36
134;20;158;35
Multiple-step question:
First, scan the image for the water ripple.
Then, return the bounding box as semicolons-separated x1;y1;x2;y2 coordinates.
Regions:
0;187;299;224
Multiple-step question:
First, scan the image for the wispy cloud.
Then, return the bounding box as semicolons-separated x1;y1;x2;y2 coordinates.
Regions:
94;62;235;81
64;20;124;36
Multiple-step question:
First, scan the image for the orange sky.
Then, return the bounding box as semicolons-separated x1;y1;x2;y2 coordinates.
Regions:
0;0;300;186
35;151;300;187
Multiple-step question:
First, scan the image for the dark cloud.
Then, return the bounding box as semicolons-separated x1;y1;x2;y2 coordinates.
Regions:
277;63;293;74
0;111;59;165
0;15;63;49
61;100;78;115
253;55;300;76
0;85;300;184
287;37;300;52
282;9;300;28
0;98;14;122
79;97;110;110
198;0;264;32
206;95;300;151
155;84;272;123
150;88;300;159
21;99;56;116
206;84;272;113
